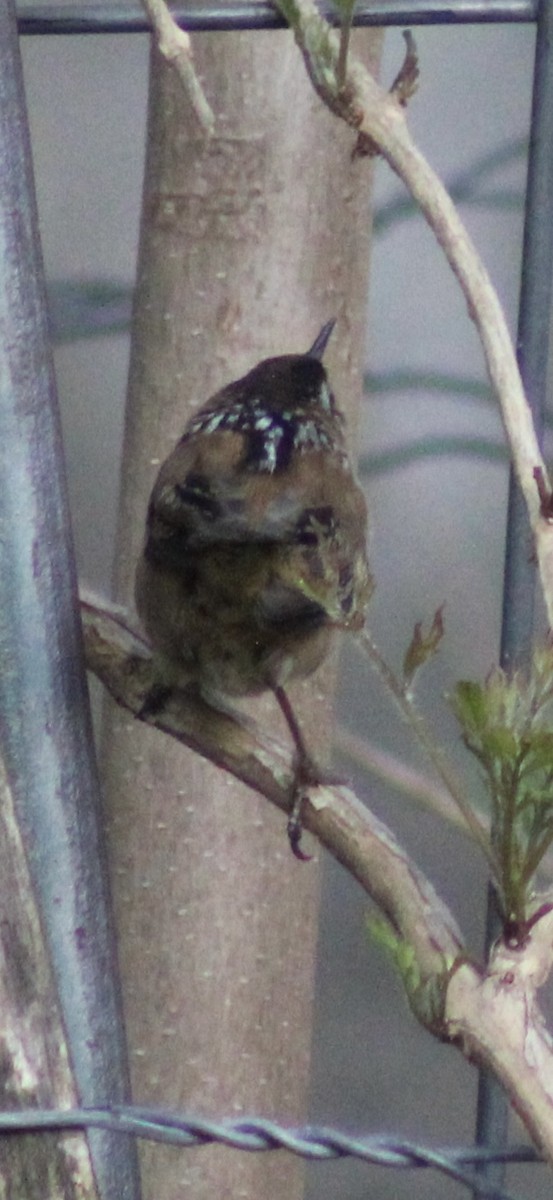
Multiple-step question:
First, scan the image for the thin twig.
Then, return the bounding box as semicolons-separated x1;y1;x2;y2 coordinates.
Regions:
358;629;500;878
336;0;355;88
334;725;489;838
142;0;214;135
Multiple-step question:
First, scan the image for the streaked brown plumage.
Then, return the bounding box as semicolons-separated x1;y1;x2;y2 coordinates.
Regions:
135;321;371;855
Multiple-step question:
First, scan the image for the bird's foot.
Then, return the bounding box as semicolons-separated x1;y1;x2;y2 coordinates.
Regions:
286;754;344;861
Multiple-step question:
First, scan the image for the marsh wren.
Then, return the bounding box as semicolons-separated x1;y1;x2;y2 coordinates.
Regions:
135;321;371;857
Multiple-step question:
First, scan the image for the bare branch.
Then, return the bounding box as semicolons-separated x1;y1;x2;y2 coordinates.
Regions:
273;0;553;625
82;597;463;981
142;0;214;135
83;598;553;1160
447;907;553;1163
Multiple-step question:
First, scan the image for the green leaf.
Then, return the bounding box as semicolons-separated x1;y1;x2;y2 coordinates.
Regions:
451;680;488;736
520;731;553;773
480;726;518;763
366;914;454;1032
451;646;553;918
367;912;421;988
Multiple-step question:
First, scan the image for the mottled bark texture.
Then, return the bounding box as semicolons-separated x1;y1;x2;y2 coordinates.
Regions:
0;754;98;1198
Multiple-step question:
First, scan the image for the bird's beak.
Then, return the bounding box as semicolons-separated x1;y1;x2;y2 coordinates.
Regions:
307;318;336;361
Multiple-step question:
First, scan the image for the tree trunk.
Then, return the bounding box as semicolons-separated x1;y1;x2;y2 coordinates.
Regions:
0;753;99;1198
101;28;381;1200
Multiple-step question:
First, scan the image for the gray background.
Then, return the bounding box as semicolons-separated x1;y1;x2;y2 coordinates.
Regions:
19;13;549;1197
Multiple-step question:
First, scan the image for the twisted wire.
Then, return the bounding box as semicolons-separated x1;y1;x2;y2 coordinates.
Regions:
0;1105;540;1198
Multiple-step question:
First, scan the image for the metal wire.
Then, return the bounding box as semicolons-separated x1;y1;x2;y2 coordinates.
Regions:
16;0;537;35
0;1106;540;1199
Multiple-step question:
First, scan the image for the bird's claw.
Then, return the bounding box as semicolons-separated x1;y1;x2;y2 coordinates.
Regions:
287;796;313;861
286;757;345;861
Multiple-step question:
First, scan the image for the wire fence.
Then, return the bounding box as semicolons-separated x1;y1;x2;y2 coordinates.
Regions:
0;1105;542;1200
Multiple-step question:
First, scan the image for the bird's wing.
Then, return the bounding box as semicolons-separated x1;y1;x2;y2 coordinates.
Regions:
144;431;316;553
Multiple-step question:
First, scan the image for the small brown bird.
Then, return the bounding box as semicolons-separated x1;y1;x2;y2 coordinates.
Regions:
135;321;371;856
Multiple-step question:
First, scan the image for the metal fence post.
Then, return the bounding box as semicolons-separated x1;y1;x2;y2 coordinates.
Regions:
0;2;140;1197
473;1;553;1192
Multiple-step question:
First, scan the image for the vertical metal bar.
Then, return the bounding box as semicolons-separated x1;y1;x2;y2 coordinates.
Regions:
500;0;553;667
0;2;141;1197
473;0;553;1192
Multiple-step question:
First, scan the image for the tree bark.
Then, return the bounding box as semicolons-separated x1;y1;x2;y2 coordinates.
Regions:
0;753;99;1198
101;28;380;1200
